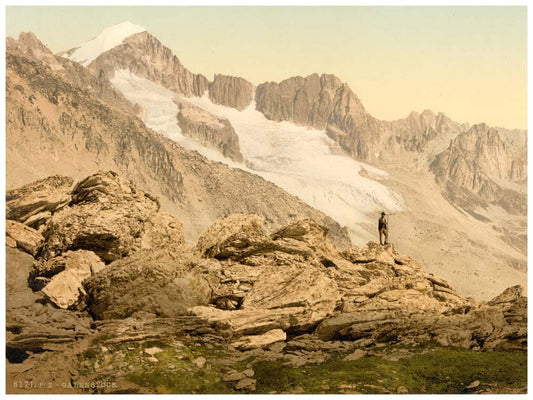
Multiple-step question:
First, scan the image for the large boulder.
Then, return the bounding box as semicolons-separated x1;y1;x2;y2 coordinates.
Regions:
41;171;161;261
6;220;44;256
198;217;347;268
190;265;340;335
241;265;340;326
5;247;94;355
83;249;221;319
6;175;73;229
6;246;43;311
196;213;265;258
231;329;286;350
188;305;307;336
138;212;185;250
36;250;106;309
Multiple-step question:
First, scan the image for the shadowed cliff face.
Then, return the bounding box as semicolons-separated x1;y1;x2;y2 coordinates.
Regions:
176;99;244;162
6;45;350;248
255;74;378;160
209;74;255;111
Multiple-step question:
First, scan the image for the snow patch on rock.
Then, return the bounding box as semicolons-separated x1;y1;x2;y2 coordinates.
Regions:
64;21;146;66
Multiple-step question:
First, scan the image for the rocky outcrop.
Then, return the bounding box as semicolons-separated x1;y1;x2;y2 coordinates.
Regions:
12;170;524;353
208;74;254;110
6;175;73;229
10;171;209;319
255;73;385;160
84;31;209;97
83;249;220;319
41;171;161;261
6;220;44;256
5;170;527;395
196;213;266;258
189;214;526;351
176;99;244;162
6;32;59;69
256;73;346;129
430;124;527;215
6;246;93;355
197;216;344;266
38;250;105;309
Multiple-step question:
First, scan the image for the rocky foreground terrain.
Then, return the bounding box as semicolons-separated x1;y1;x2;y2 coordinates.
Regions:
6;171;527;394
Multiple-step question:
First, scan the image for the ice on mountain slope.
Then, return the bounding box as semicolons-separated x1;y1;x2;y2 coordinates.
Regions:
110;69;404;243
110;69;237;163
187;95;404;242
64;22;146;67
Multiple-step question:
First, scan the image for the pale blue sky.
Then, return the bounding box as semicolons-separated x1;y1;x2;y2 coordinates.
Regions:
6;6;527;129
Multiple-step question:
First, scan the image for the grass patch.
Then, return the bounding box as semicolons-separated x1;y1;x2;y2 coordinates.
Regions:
77;338;527;394
252;348;527;394
78;338;239;394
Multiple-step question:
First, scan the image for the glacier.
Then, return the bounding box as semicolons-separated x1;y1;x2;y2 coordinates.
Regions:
110;69;404;244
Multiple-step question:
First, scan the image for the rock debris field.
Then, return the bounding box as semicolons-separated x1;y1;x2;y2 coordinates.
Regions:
5;171;527;394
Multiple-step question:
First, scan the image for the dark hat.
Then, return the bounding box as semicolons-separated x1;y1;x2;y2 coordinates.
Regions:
381;212;386;215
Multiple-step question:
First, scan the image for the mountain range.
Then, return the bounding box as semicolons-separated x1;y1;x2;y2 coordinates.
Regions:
6;21;527;300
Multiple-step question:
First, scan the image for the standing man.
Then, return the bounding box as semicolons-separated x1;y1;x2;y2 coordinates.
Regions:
378;212;388;245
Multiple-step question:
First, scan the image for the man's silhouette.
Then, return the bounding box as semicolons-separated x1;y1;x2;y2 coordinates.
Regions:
378;212;388;245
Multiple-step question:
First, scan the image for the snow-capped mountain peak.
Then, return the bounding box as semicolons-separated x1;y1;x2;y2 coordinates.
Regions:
63;21;147;66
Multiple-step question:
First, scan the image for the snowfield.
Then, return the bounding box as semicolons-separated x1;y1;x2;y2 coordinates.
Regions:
64;22;146;67
110;70;404;243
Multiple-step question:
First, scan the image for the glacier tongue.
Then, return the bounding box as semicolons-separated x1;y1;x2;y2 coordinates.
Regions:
187;95;404;243
110;70;404;244
64;21;147;66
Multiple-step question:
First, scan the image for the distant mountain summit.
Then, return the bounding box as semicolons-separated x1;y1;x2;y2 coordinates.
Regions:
62;21;147;66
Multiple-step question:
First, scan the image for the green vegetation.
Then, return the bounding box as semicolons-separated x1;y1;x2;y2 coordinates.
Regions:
252;348;527;394
77;339;526;394
77;339;239;394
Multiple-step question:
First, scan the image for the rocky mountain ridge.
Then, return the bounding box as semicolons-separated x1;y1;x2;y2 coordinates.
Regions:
7;32;133;114
65;25;526;220
431;123;527;215
86;30;209;97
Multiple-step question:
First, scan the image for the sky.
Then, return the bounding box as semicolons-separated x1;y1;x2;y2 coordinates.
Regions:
5;5;528;130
